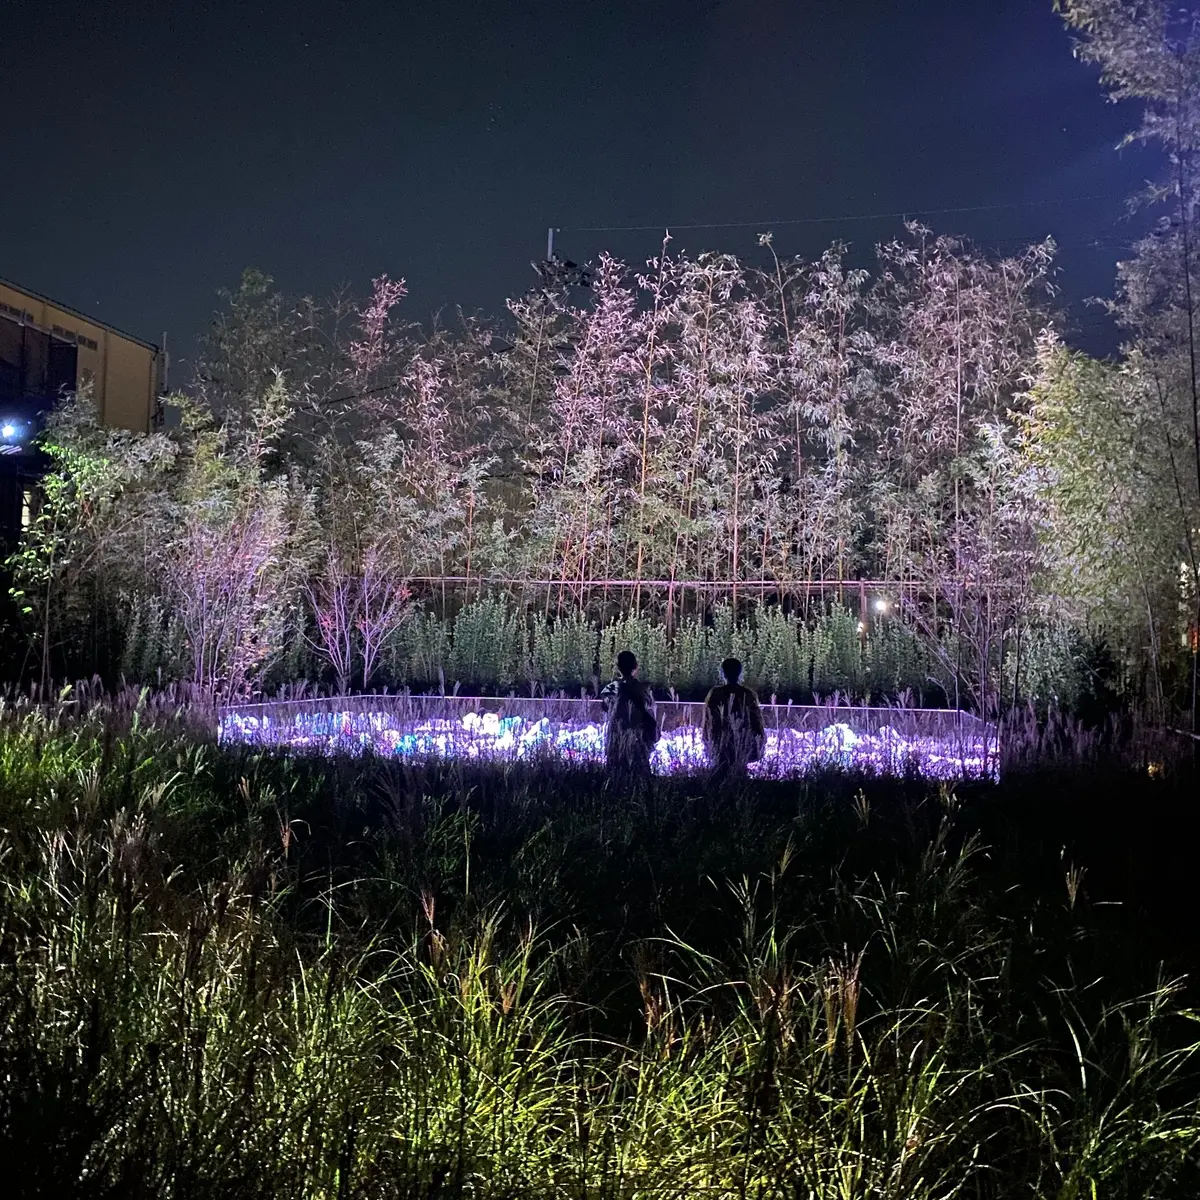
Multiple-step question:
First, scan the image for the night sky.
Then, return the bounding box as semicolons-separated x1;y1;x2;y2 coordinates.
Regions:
3;0;1159;370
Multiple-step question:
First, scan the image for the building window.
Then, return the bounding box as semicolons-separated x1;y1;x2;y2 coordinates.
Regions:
46;324;96;349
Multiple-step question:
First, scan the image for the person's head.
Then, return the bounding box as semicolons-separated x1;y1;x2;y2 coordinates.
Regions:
616;649;639;678
720;657;743;685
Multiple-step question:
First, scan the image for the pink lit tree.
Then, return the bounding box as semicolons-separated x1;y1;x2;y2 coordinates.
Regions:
165;374;314;701
867;227;1055;707
306;541;410;693
305;546;356;694
348;274;409;386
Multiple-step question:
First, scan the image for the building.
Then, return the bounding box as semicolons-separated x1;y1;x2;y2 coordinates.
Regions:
0;276;166;540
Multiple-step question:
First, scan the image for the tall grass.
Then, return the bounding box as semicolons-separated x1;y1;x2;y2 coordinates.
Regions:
1;694;1199;1195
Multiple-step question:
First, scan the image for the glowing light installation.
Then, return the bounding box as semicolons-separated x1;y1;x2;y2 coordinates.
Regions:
219;697;998;781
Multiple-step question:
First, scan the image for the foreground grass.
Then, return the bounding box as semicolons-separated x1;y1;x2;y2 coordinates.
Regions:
1;695;1199;1197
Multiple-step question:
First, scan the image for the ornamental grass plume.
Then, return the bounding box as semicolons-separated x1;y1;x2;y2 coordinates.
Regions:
2;698;1200;1193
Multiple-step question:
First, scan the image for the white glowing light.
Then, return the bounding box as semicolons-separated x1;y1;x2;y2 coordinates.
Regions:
1;424;16;439
218;706;1000;781
873;598;889;614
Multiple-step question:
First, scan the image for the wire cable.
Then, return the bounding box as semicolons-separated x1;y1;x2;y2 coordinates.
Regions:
565;193;1118;234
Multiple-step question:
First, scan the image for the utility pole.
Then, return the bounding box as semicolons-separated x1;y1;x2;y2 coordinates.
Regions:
546;227;558;261
155;331;170;431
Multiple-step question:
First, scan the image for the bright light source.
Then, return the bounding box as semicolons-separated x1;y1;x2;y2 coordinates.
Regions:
0;424;15;439
873;598;889;614
856;620;866;634
218;705;1000;781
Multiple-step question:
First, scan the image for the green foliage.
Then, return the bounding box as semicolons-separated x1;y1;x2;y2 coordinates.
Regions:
743;605;806;696
117;593;187;684
1022;342;1180;621
389;607;452;688
2;698;1200;1195
599;612;670;688
368;596;942;702
811;605;865;697
1007;620;1123;718
864;614;931;698
530;611;598;693
448;596;526;691
670;612;726;694
1019;340;1196;710
7;395;177;685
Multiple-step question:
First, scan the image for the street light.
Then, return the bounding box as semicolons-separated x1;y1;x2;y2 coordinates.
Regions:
1;423;17;440
873;597;889;614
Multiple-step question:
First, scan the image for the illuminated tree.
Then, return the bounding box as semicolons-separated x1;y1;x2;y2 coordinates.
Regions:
524;254;638;609
13;232;1126;711
1058;0;1200;715
195;268;355;434
166;376;314;700
306;542;410;693
662;254;743;613
6;392;177;688
627;238;679;613
759;240;873;589
867;227;1055;707
1020;337;1185;709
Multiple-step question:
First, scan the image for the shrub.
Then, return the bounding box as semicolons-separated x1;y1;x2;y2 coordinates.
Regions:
448;595;525;690
390;607;452;688
118;593;187;685
744;605;806;697
599;612;669;688
670;612;724;694
530;612;598;693
812;605;865;698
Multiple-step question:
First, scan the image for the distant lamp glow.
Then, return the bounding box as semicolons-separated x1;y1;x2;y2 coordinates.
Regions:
873;598;890;614
1;423;16;439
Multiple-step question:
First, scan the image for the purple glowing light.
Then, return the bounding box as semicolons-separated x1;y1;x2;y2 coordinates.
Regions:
219;704;998;781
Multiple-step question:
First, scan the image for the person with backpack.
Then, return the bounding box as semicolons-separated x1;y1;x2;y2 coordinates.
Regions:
600;650;659;781
703;657;765;780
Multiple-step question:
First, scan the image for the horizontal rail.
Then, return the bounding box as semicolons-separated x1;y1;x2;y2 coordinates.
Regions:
220;693;996;737
223;693;981;718
399;576;1021;592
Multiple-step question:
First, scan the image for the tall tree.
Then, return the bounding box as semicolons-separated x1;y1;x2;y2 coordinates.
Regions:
1058;0;1200;712
868;227;1054;706
1020;336;1182;708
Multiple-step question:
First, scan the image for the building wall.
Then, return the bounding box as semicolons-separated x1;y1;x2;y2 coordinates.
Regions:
0;279;161;433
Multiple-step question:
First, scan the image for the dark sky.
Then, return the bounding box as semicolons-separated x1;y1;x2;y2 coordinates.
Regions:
2;0;1159;370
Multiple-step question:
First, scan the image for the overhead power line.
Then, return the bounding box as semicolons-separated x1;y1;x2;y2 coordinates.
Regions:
566;193;1116;235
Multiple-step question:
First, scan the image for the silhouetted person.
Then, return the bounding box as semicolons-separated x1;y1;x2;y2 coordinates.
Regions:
703;658;765;780
600;650;658;781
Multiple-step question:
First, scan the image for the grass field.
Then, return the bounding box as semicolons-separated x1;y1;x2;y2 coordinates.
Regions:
2;692;1199;1197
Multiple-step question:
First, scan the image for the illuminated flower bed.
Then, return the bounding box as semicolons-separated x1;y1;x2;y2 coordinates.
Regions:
219;697;998;781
